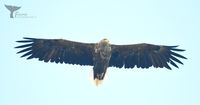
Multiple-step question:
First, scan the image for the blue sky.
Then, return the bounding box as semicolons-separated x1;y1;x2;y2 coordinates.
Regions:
0;0;199;105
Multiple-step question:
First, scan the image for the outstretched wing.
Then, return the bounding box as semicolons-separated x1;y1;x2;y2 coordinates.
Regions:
109;43;187;70
15;37;95;66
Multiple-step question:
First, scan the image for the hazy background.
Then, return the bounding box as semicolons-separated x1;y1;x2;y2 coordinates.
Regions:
0;0;199;105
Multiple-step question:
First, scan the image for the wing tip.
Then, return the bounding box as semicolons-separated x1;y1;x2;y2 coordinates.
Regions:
169;45;179;48
16;37;35;43
169;45;186;52
23;37;35;39
171;48;186;52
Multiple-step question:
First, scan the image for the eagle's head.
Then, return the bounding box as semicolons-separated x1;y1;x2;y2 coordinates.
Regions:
99;38;110;46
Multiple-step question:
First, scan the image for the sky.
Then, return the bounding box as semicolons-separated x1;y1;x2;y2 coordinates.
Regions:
0;0;199;105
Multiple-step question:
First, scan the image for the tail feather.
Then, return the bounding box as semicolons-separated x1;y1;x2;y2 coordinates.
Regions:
95;79;103;86
93;72;106;86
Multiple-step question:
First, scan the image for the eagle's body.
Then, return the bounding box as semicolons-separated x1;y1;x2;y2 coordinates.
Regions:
15;37;187;85
93;39;111;85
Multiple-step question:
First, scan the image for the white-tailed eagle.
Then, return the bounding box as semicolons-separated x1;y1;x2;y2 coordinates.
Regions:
15;37;187;85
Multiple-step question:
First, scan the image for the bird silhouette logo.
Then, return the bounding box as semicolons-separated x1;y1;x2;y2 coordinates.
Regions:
5;4;21;18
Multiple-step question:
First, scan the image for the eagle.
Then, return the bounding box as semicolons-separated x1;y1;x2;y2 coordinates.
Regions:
15;37;187;85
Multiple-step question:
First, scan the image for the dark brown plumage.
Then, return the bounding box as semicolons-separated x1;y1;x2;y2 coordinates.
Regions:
109;44;186;70
15;37;187;85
